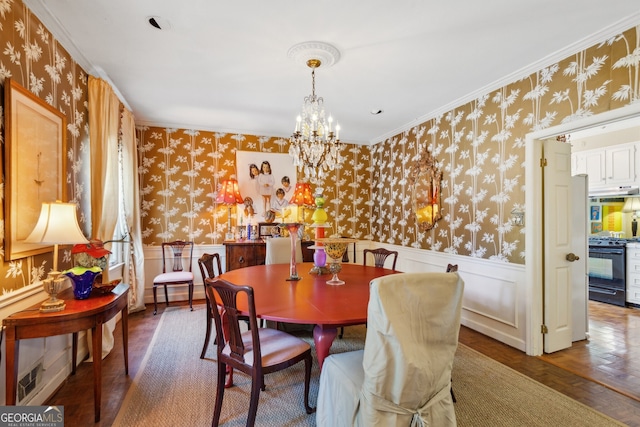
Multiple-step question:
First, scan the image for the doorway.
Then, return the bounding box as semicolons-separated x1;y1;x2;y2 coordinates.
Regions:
525;102;640;356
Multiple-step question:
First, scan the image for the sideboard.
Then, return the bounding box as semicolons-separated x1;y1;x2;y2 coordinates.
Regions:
224;240;315;271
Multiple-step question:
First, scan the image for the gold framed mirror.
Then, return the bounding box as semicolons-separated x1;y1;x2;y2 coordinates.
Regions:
408;148;442;231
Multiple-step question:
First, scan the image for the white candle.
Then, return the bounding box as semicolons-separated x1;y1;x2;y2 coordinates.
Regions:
336;124;340;140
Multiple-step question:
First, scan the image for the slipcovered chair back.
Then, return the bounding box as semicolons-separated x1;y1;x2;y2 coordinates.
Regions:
317;271;464;427
265;237;303;265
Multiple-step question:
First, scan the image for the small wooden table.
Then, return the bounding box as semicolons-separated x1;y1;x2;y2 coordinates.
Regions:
217;263;397;368
3;283;129;422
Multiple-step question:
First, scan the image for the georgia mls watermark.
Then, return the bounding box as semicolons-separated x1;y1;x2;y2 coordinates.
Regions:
0;406;63;427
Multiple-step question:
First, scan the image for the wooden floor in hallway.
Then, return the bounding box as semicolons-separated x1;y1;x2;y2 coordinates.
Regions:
538;300;640;403
46;299;640;426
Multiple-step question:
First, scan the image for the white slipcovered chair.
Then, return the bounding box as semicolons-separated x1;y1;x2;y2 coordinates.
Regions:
316;272;465;427
265;236;307;331
265;237;303;265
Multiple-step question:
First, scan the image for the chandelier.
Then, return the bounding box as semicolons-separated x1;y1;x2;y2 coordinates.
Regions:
289;57;342;182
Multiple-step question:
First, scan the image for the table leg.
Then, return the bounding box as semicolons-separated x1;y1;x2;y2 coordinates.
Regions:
72;332;78;375
313;325;338;370
92;324;103;422
122;307;129;375
5;328;18;405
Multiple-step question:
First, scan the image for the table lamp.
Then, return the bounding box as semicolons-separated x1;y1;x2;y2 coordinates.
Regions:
623;197;640;237
289;182;315;224
216;179;244;241
24;201;89;312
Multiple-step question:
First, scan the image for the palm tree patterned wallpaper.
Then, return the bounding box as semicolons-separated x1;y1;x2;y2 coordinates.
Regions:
138;25;640;265
0;1;91;297
0;0;639;300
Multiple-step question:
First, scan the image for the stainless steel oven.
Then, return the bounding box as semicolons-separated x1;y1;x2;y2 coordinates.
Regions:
588;238;626;306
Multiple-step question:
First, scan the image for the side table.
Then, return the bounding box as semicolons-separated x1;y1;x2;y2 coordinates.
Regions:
3;283;129;422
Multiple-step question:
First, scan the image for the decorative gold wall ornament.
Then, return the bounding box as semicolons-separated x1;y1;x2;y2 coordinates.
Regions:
408;148;443;231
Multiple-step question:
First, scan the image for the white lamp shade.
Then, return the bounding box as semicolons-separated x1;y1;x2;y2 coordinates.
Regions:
25;202;89;244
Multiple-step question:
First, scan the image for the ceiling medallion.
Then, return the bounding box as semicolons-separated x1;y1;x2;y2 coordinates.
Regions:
287;41;341;68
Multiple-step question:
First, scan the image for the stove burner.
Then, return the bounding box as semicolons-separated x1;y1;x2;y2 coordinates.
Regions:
589;237;633;246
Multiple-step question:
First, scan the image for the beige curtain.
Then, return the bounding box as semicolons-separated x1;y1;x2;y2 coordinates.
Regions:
120;108;146;313
87;75;121;360
89;76;121;251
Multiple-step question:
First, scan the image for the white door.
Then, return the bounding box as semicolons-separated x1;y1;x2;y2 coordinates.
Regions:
571;175;588;342
543;139;573;353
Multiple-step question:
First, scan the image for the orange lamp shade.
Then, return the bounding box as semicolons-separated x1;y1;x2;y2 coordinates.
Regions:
289;182;315;207
216;179;244;205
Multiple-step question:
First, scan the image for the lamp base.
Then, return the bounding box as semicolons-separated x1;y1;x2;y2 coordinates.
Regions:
40;298;66;313
633;219;638;237
309;266;330;275
40;274;66;312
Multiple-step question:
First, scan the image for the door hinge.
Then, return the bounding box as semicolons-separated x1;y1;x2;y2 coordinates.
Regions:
541;324;548;334
540;158;547;167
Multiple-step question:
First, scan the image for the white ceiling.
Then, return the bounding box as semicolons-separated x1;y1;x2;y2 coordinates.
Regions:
24;1;640;145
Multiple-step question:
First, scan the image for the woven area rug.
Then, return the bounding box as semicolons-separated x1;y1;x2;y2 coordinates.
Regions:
113;307;624;426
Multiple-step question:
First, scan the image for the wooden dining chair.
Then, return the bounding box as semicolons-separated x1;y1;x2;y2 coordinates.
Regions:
363;247;398;270
197;253;223;359
153;240;194;315
339;236;357;263
205;278;315;426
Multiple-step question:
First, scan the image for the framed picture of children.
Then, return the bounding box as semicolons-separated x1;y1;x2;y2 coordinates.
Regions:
236;151;297;221
590;205;600;221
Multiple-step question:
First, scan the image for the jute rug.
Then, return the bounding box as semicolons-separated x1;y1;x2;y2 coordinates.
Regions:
113;307;624;426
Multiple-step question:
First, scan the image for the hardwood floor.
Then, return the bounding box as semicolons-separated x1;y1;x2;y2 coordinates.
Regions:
459;300;640;426
45;299;640;426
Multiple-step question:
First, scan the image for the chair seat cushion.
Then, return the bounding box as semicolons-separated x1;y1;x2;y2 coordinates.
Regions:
223;328;311;368
153;271;194;284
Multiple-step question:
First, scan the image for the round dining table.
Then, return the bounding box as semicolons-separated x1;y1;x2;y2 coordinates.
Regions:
217;262;398;368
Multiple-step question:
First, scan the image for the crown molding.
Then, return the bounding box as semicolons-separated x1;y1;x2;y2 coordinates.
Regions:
372;12;640;145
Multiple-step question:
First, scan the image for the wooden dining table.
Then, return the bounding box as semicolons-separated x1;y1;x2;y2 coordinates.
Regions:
217;262;398;368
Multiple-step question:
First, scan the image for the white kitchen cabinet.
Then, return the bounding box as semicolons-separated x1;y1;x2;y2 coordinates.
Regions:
572;142;638;188
626;242;640;305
